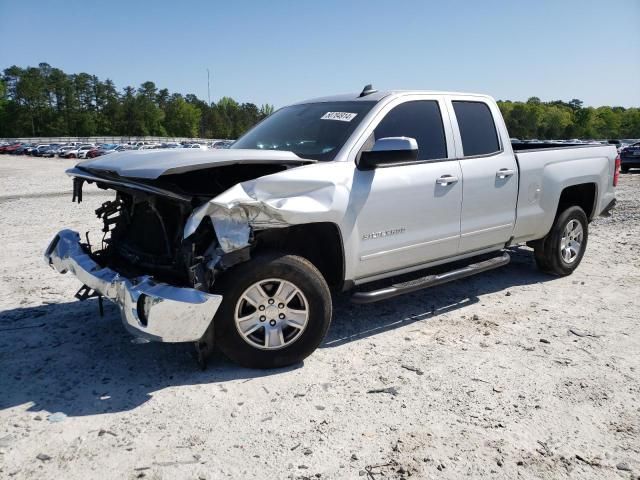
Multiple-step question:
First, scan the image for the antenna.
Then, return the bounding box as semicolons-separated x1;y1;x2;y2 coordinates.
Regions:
359;84;377;97
207;68;211;106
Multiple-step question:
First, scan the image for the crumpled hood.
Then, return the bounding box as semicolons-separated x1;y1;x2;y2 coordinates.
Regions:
77;148;313;180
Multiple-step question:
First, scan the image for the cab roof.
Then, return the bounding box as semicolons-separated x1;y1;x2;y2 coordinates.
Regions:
292;90;492;105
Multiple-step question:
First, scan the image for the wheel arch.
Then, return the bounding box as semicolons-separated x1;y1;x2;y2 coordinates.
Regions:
254;222;346;291
556;182;598;221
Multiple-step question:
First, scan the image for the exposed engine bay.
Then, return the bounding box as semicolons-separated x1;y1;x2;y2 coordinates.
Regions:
92;191;223;290
73;159;304;292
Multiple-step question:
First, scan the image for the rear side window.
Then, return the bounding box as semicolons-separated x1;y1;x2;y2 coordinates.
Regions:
374;101;447;160
452;101;500;156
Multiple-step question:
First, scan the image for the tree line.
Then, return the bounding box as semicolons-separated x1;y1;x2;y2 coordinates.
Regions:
0;63;274;139
1;63;639;140
497;98;640;140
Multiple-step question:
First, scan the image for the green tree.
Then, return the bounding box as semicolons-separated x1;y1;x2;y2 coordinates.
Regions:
259;103;275;117
592;107;621;138
135;81;165;135
96;79;121;135
120;86;142;135
164;94;201;137
0;79;8;136
620;109;640;138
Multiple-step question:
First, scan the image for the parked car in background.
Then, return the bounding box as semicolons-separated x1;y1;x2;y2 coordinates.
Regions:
54;145;76;157
620;142;640;172
42;146;59;157
607;139;630;153
186;143;208;150
77;145;97;159
82;146;101;159
25;144;48;155
12;144;33;155
31;145;49;156
34;144;61;156
87;144;128;158
27;143;49;157
211;140;234;149
1;143;23;154
86;145;106;158
161;142;182;149
61;144;94;159
129;142;161;150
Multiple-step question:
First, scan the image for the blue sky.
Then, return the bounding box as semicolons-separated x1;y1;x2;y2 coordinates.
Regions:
1;0;638;107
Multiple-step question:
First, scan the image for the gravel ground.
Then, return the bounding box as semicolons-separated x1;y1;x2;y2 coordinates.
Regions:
0;155;639;480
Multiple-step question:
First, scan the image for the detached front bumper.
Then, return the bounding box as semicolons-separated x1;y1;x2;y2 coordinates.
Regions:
44;230;222;342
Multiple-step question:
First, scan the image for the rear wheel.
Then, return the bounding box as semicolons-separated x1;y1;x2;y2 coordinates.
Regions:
534;206;588;276
213;252;332;369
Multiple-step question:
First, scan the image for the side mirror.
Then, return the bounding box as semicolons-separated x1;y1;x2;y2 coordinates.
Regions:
358;137;418;170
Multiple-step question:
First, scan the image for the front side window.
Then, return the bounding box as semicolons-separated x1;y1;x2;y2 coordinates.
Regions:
373;100;447;161
231;101;376;161
452;101;500;156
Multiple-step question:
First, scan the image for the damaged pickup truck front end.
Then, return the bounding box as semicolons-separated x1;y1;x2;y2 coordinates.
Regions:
44;148;322;343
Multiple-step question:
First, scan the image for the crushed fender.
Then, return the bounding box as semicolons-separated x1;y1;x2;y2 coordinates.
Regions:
183;176;340;253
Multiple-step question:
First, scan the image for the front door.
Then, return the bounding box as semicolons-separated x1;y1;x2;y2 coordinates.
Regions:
352;99;463;279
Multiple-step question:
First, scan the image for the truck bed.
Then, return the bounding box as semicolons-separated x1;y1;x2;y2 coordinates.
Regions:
512;143;617;243
512;142;605;152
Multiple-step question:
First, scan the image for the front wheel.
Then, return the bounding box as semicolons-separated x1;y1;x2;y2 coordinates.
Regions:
534;206;588;276
213;253;332;369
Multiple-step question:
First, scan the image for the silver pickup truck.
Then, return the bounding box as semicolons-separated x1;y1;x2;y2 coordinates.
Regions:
45;86;619;368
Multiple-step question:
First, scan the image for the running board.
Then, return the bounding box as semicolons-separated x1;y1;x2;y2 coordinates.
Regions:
351;252;511;304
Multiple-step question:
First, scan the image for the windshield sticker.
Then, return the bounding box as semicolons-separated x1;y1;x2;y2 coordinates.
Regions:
321;112;358;122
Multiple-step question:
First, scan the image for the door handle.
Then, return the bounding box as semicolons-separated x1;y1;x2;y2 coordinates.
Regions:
496;168;515;179
436;175;459;186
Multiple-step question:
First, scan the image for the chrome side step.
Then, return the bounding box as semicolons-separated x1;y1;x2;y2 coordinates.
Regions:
351;252;511;304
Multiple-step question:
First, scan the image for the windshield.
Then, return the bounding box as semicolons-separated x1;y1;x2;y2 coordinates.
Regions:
231;101;376;161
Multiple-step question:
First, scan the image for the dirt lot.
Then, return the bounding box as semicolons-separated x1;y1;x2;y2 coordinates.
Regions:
0;155;638;480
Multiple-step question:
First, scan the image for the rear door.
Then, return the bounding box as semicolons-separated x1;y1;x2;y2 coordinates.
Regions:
448;98;518;253
351;96;463;279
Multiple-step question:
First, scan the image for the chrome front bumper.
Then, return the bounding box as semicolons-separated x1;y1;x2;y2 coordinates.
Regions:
44;230;222;342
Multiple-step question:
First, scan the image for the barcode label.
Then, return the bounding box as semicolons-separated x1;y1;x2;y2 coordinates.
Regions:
321;112;358;122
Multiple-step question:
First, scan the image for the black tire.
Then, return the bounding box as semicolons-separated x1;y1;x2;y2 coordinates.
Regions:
532;238;552;273
620;165;629;173
534;206;588;276
213;252;332;369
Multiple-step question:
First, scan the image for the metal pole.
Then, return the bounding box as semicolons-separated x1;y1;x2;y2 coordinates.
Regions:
207;68;211;106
